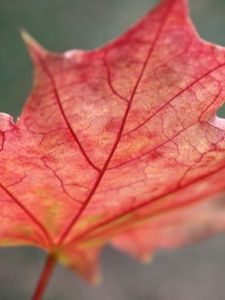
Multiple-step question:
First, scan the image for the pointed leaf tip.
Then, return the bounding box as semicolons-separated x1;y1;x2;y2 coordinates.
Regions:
20;30;48;63
139;254;154;265
90;272;102;286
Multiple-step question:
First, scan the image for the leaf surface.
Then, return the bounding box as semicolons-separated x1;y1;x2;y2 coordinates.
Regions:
1;0;225;281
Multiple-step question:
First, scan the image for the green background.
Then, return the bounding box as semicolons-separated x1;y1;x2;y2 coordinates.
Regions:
0;0;225;299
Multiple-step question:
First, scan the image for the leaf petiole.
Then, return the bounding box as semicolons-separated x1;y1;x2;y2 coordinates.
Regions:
32;253;56;300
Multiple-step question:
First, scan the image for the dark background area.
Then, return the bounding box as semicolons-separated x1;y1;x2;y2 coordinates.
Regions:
0;0;225;299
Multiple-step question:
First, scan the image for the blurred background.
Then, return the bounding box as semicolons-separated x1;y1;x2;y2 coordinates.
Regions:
0;0;225;299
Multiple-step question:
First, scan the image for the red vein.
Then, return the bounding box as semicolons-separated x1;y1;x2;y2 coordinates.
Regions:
124;63;225;137
57;0;175;245
67;158;225;244
0;182;52;246
40;157;82;205
103;57;129;103
37;59;101;173
109;82;224;171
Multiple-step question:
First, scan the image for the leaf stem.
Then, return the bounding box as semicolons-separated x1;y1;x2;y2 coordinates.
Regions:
32;253;56;300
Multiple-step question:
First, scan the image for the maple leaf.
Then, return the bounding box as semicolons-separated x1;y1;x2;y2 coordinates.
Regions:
1;0;225;288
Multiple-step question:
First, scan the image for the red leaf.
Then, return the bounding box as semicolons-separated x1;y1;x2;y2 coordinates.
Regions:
1;0;225;282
